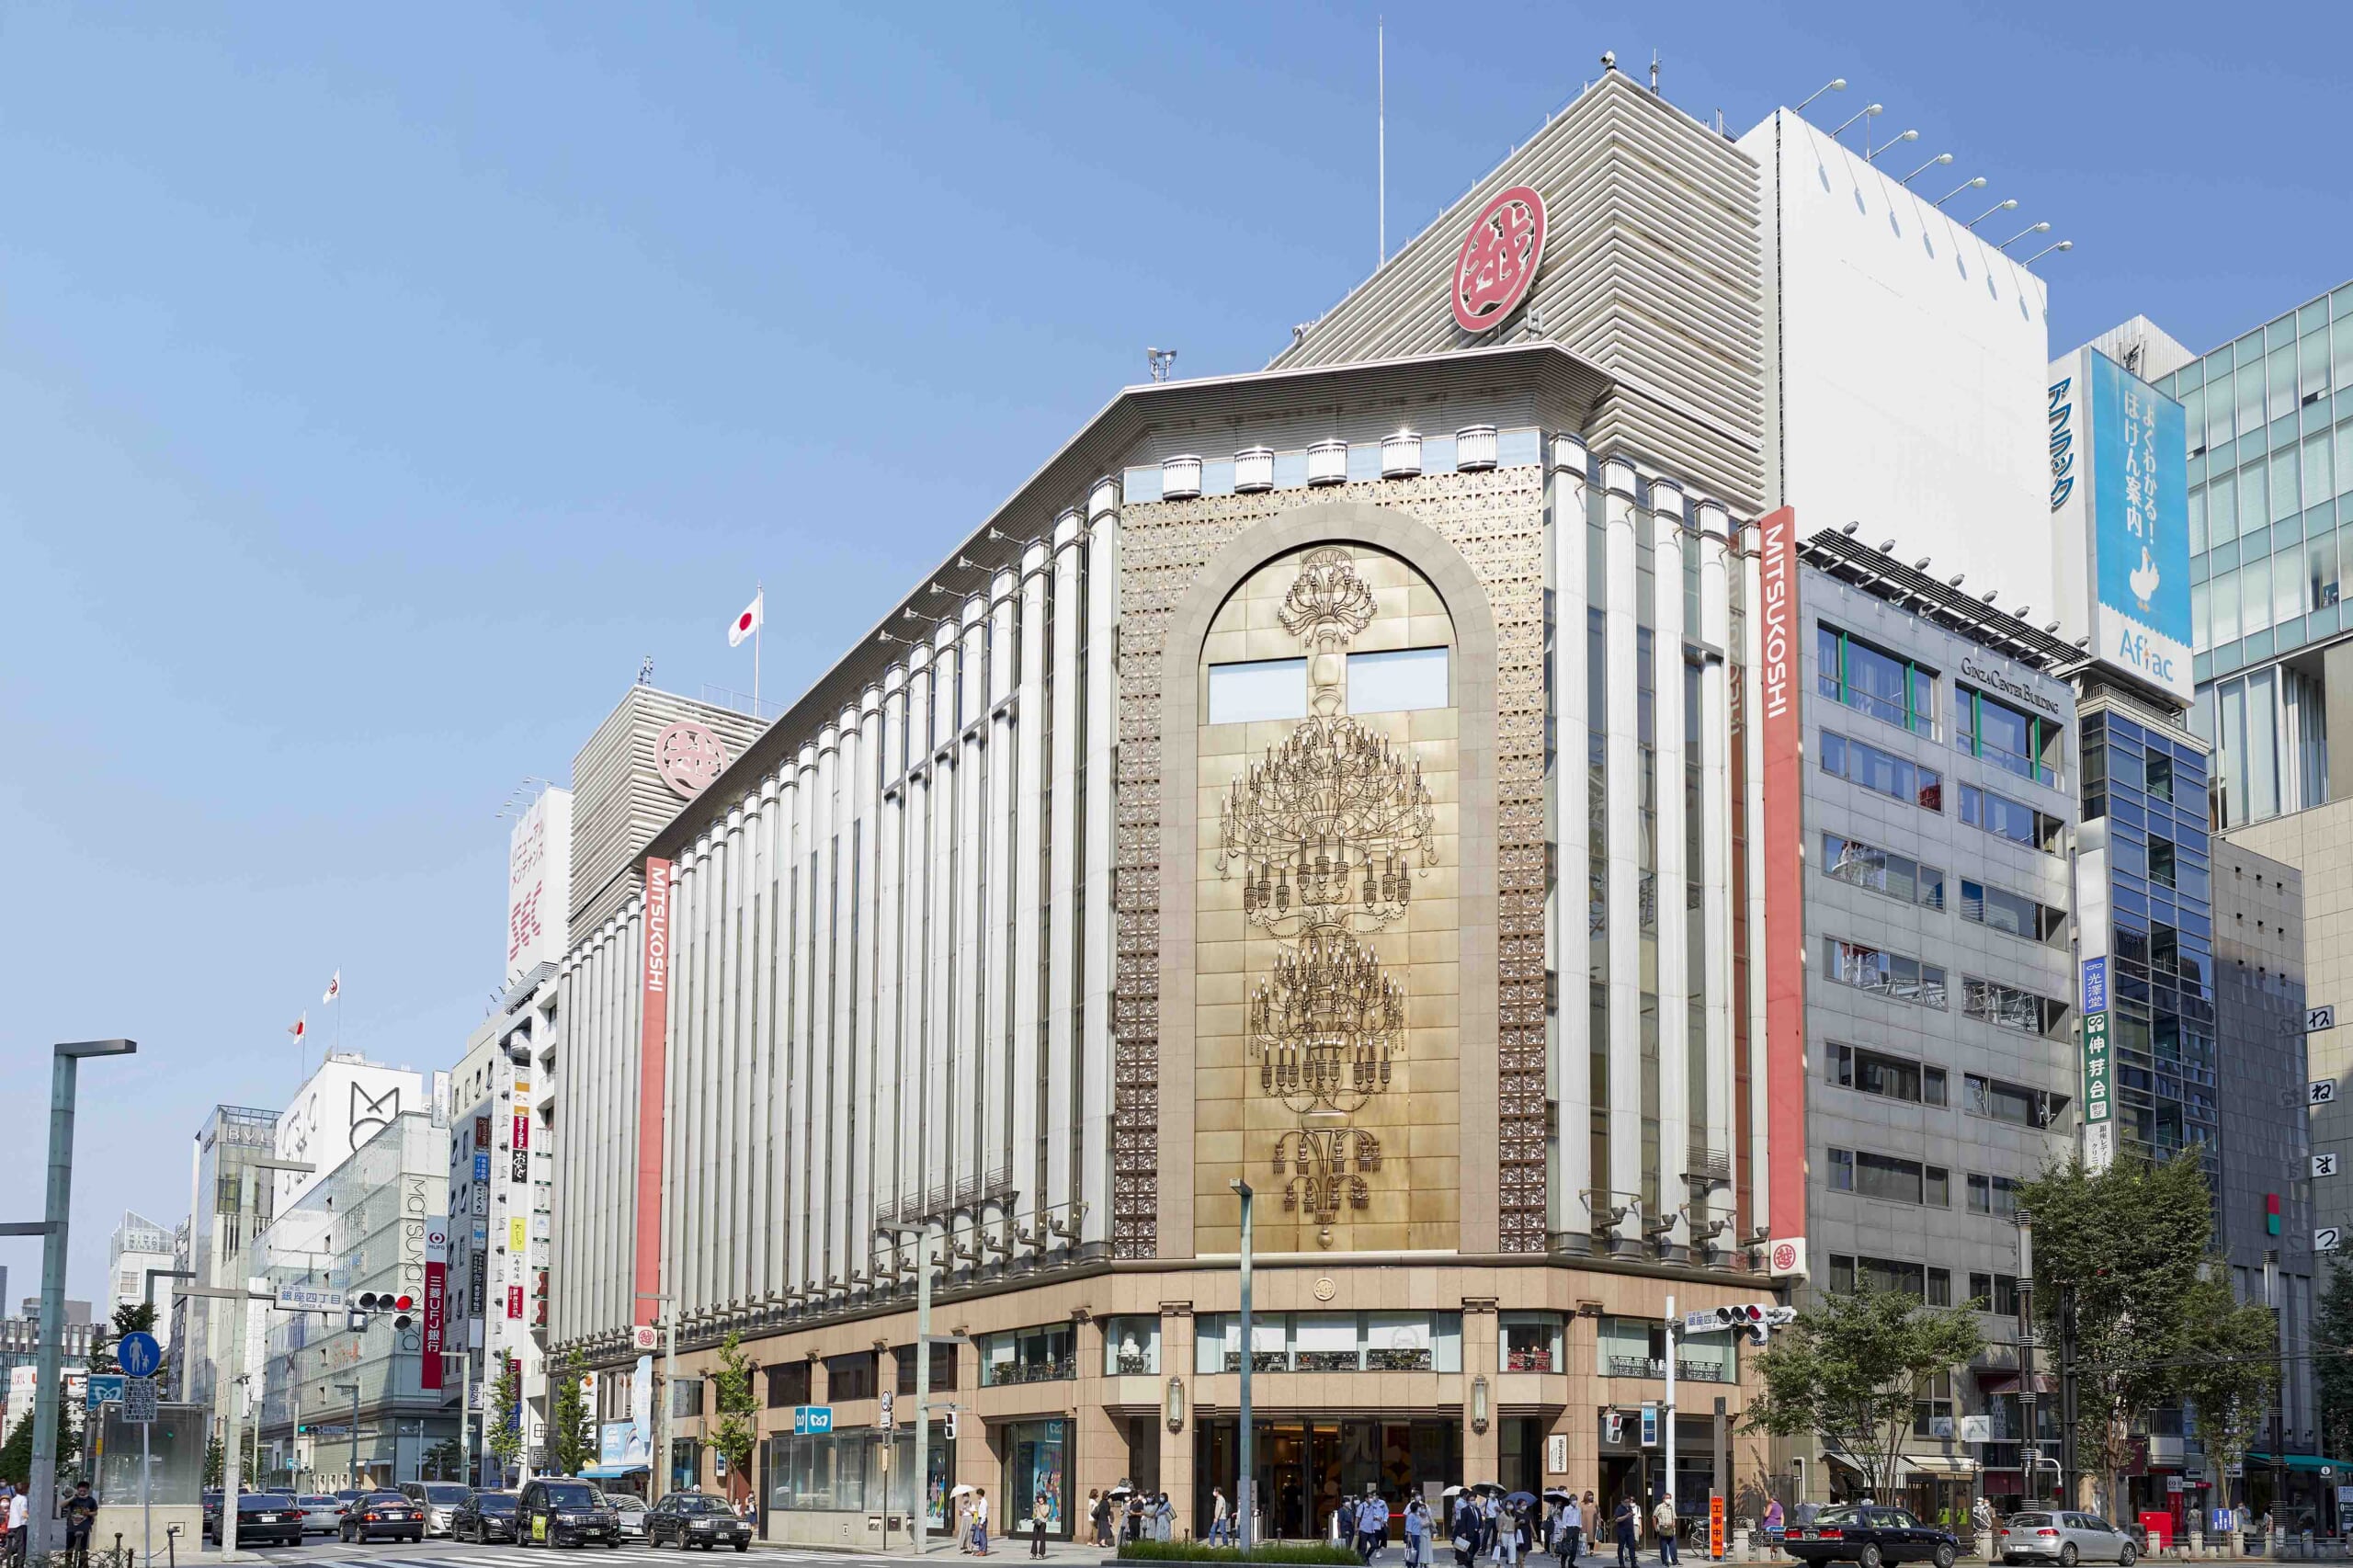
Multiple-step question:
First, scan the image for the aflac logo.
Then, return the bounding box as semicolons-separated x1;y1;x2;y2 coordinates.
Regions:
2114;626;2178;687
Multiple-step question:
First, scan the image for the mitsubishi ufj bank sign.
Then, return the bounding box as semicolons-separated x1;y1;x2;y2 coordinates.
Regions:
2050;347;2192;703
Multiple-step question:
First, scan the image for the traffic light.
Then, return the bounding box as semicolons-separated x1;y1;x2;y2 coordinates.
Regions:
943;1409;959;1440
2267;1193;2284;1237
1709;1303;1784;1346
392;1294;415;1331
1606;1412;1624;1444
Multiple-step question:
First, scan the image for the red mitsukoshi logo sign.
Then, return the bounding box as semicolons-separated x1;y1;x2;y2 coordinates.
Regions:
1451;184;1546;334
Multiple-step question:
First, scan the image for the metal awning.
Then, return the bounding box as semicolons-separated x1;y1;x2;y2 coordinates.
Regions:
1824;1449;1979;1479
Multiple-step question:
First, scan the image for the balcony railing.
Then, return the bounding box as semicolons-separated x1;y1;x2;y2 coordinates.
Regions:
1607;1356;1733;1383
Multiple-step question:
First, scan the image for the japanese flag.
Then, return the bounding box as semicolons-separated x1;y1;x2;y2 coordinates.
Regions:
288;1014;306;1042
728;592;764;648
323;970;341;1005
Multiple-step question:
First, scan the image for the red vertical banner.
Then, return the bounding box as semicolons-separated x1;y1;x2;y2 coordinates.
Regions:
1757;506;1809;1260
635;858;672;1328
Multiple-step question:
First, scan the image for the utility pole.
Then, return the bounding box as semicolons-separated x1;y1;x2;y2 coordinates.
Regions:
1664;1295;1677;1511
2017;1216;2038;1507
334;1383;359;1491
637;1292;676;1497
2058;1284;2080;1510
881;1221;950;1554
1232;1180;1256;1555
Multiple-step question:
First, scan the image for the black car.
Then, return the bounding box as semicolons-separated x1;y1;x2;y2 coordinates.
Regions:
340;1491;426;1543
229;1494;307;1548
1785;1505;1960;1568
516;1477;621;1549
646;1493;752;1552
200;1494;222;1541
454;1491;521;1543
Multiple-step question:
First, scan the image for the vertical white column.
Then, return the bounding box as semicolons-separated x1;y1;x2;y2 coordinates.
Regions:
1011;547;1050;1247
1080;479;1119;1248
875;665;909;1240
852;688;884;1287
754;774;781;1302
1741;520;1771;1240
792;742;821;1294
724;803;750;1303
1696;501;1736;1237
770;767;798;1303
1547;436;1592;1241
926;623;961;1243
984;570;1018;1233
904;643;937;1228
1045;511;1085;1234
1603;455;1643;1249
1650;478;1690;1253
827;707;862;1290
955;598;989;1256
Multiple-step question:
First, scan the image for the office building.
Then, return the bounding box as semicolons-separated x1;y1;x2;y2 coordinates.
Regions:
106;1212;177;1335
179;1105;280;1435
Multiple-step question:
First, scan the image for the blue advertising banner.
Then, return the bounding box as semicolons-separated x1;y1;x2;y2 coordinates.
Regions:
2053;347;2190;701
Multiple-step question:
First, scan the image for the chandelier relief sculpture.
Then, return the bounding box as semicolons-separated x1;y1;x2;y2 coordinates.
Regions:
1217;547;1439;1245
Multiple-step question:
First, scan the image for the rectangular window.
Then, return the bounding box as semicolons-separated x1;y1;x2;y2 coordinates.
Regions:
1968;1273;2024;1318
1500;1312;1565;1373
2150;836;2177;889
1961;976;2067;1037
1823;938;1949;1008
2271;447;2302;523
1820;731;1944;812
979;1324;1076;1385
824;1352;877;1403
1958;879;2064;942
1818;625;1938;735
2210;473;2238;544
1827;1148;1948;1207
1821;832;1945;908
766;1362;812;1409
1963;1073;2070;1129
2245;552;2274;636
1966;1173;2025;1217
2312;531;2341;612
1960;783;2063;854
1103;1316;1162;1377
1206;657;1307;724
1346;646;1449;713
1928;1267;1952;1307
1958;687;2061;787
1824;1041;1942;1106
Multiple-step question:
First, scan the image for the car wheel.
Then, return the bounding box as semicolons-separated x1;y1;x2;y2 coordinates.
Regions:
734;1545;749;1554
1934;1545;1957;1568
2119;1550;2136;1568
2061;1547;2078;1567
1859;1545;1883;1568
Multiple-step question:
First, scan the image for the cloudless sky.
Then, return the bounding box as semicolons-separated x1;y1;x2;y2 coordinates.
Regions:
4;0;2347;1300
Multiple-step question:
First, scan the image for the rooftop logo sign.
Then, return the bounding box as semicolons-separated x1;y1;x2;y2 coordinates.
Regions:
1451;185;1546;334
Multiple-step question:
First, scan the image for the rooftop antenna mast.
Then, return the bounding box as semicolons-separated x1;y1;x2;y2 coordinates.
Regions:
1378;17;1385;266
1147;347;1177;382
1650;50;1660;94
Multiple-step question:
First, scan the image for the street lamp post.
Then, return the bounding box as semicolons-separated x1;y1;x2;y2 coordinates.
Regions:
24;1039;137;1560
2017;1216;2038;1506
877;1222;946;1555
1231;1180;1256;1555
636;1292;676;1499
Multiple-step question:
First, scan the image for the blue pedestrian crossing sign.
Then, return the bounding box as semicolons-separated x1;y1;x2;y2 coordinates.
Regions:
116;1331;163;1379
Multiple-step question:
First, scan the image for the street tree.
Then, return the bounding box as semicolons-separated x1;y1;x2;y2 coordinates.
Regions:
550;1351;594;1478
487;1356;524;1479
88;1300;161;1376
1742;1287;1984;1500
710;1332;759;1500
2318;1263;2353;1465
2018;1150;2226;1515
2176;1274;2281;1513
424;1437;465;1481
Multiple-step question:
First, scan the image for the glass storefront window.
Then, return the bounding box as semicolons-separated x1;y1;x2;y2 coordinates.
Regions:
1366;1312;1433;1371
1193;1312;1461;1373
1499;1312;1563;1372
980;1324;1074;1386
1293;1313;1360;1371
764;1429;918;1517
1003;1420;1068;1537
1103;1316;1161;1376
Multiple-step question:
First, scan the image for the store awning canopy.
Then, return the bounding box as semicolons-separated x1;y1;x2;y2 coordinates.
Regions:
1976;1370;2053;1394
1824;1448;1977;1480
2245;1454;2349;1474
583;1463;648;1479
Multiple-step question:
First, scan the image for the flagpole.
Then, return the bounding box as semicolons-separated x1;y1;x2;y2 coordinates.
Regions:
754;581;763;716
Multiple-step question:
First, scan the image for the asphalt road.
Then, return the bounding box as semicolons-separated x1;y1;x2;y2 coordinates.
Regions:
192;1534;1111;1566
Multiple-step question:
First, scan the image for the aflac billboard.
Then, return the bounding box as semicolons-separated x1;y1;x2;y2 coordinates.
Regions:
2050;347;2191;703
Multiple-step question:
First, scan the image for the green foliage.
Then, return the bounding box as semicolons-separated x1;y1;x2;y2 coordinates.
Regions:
2018;1151;2228;1515
423;1437;464;1481
203;1437;224;1491
710;1333;759;1497
87;1300;160;1379
2176;1274;2281;1502
1117;1544;1359;1564
487;1356;524;1471
2319;1264;2353;1465
550;1352;594;1478
0;1412;31;1488
1741;1287;1984;1499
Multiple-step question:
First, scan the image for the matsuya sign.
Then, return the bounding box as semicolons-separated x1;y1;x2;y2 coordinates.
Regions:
1451;185;1546;334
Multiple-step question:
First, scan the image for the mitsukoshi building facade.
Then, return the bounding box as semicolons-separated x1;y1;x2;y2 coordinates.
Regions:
545;71;1825;1545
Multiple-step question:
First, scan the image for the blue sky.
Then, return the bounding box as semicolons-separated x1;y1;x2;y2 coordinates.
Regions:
3;0;2347;1299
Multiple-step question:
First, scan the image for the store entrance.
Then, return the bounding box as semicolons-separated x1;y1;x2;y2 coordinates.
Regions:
1197;1418;1461;1540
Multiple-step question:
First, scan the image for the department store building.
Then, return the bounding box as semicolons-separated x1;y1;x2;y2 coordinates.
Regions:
546;71;1812;1546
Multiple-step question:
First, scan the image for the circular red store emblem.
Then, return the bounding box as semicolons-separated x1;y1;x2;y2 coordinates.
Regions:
1450;184;1547;334
654;721;730;800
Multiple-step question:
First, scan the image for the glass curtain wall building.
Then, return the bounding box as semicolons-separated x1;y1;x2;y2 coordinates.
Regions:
2159;280;2353;826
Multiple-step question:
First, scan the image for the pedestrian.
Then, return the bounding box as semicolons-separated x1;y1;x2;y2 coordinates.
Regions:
1493;1502;1521;1568
1793;1498;1817;1530
1652;1494;1678;1568
1762;1499;1784;1545
6;1486;28;1568
1611;1497;1637;1568
1404;1496;1430;1568
1336;1494;1358;1551
1091;1491;1111;1550
1211;1487;1232;1548
972;1488;991;1556
1360;1490;1392;1562
1031;1493;1052;1559
1556;1493;1582;1567
1161;1494;1177;1542
1450;1494;1478;1568
63;1481;97;1568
